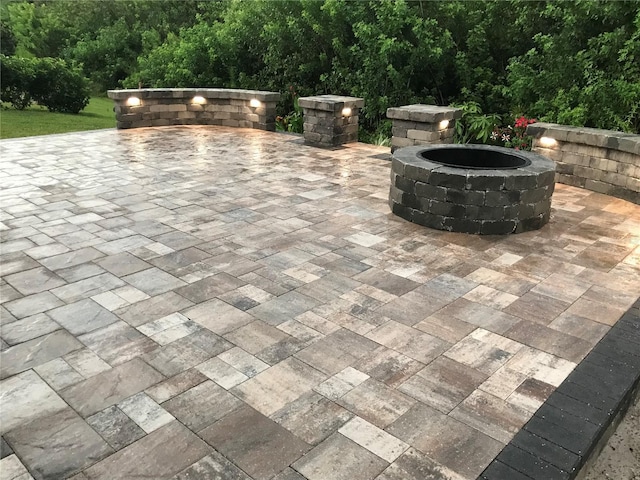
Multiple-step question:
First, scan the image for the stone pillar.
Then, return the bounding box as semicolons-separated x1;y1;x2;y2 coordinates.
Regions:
386;104;462;152
298;95;364;147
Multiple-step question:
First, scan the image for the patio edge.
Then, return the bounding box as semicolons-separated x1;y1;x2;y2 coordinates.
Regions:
479;296;640;480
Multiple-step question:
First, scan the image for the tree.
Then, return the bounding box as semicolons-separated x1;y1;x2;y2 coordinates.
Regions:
0;21;16;55
506;1;640;132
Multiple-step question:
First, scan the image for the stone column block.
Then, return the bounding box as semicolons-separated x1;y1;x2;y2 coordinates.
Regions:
386;104;462;152
298;95;365;147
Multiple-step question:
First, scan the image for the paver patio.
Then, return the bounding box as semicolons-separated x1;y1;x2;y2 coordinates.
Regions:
1;126;639;480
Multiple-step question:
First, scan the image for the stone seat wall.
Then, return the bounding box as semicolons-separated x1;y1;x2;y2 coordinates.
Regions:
527;123;639;204
107;88;280;131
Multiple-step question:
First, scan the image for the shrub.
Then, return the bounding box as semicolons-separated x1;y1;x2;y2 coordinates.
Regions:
0;55;34;109
452;101;501;144
275;87;303;134
0;55;90;113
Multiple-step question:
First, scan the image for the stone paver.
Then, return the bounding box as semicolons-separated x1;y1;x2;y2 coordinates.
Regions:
0;454;34;480
86;405;146;451
200;405;310;480
292;433;388;480
0;370;68;434
48;298;118;335
59;358;164;417
0;330;82;379
163;380;243;431
1;126;639;479
83;421;210;480
4;407;113;480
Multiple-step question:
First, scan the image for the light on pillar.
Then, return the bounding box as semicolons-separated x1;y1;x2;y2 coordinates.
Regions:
192;96;206;105
539;136;557;148
341;107;352;117
249;99;262;108
126;96;141;107
439;120;450;130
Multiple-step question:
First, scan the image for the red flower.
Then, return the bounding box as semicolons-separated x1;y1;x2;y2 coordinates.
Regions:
514;116;536;129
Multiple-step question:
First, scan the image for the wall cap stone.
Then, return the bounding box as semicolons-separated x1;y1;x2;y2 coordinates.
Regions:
298;95;365;112
107;88;281;102
387;104;463;123
527;122;640;156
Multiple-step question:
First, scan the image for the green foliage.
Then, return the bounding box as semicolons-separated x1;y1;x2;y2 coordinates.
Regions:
276;94;304;134
71;18;143;90
1;21;16;56
1;55;90;113
3;0;75;58
2;0;638;132
505;1;640;132
2;0;208;90
1;54;32;109
452;102;501;144
126;24;226;88
489;116;537;151
359;120;392;147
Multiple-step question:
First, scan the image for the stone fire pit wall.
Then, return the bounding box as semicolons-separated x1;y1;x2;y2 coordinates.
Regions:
390;145;556;234
527;122;640;204
107;88;280;130
298;95;365;147
387;104;462;152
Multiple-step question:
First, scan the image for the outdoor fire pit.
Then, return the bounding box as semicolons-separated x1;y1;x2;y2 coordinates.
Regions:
389;144;556;234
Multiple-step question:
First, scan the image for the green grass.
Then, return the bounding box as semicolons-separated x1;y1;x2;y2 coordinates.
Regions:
0;97;116;139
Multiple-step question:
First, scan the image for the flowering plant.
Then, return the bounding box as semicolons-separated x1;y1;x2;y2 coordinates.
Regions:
490;116;536;150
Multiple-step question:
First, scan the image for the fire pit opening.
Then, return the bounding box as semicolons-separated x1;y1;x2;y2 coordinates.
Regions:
420;146;531;170
389;144;556;235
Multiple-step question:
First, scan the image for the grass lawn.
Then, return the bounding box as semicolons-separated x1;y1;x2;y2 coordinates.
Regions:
0;97;116;139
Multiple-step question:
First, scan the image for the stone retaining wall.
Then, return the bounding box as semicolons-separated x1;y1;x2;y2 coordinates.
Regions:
107;88;280;131
387;105;462;152
527;123;640;204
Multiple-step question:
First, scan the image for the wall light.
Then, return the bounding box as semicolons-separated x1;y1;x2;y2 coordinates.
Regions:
126;96;141;107
192;96;206;105
249;99;261;108
539;136;557;148
341;107;352;117
439;120;450;130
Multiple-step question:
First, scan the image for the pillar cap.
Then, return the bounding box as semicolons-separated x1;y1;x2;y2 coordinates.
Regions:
298;95;365;112
387;104;462;123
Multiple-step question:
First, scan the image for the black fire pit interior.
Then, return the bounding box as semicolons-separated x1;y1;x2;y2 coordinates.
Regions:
420;147;531;170
389;144;556;234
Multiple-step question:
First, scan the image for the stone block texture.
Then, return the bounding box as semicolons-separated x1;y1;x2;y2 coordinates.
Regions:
387;105;463;152
298;95;365;147
107;88;280;131
481;297;640;480
389;145;556;235
527;123;639;204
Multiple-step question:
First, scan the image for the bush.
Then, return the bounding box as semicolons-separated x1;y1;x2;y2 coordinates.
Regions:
0;55;34;109
452;101;501;144
505;2;640;133
0;55;90;113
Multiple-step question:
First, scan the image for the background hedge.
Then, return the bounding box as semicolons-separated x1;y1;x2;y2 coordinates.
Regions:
1;54;90;113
